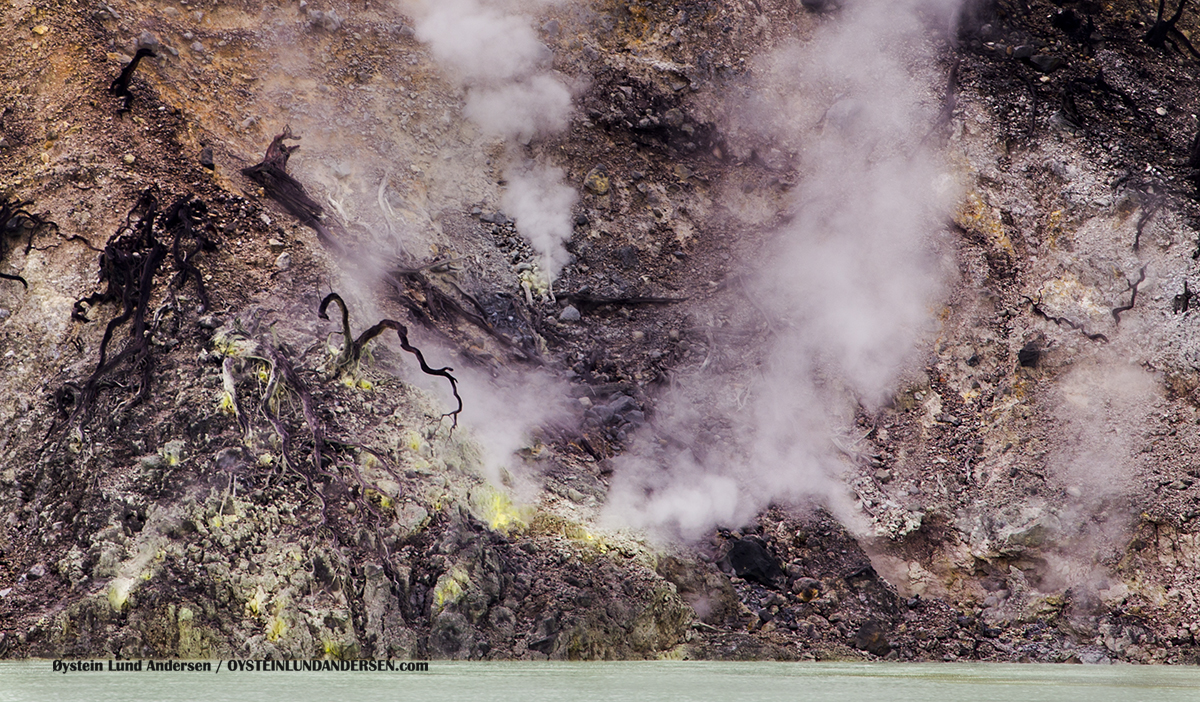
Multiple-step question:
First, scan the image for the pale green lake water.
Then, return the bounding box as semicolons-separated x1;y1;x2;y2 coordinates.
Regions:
4;660;1200;702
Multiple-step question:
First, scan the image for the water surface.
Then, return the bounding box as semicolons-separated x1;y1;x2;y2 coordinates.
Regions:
4;660;1200;702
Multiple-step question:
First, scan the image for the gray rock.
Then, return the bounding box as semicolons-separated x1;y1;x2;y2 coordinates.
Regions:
430;611;473;657
26;564;45;580
137;454;165;470
214;448;247;471
592;404;616;424
309;9;343;31
275;252;291;271
559;305;581;322
137;31;160;52
199;147;214;169
609;395;637;414
488;606;515;637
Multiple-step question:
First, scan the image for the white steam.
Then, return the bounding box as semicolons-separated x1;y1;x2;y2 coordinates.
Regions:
604;0;962;539
402;0;577;278
500;164;577;274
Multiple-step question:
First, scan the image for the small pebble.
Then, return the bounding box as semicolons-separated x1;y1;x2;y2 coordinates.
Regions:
122;154;135;164
559;305;581;322
275;252;292;271
1156;106;1168;116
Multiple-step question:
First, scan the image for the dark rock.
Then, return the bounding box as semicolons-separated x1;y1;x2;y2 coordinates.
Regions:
559;305;581;322
199;146;214;169
614;244;639;268
527;634;556;654
791;577;822;602
528;613;561;654
657;556;741;625
1018;340;1041;368
26;564;45;580
1029;55;1064;73
800;0;838;12
1051;9;1082;34
853;620;891;656
1012;44;1035;59
726;538;784;588
574;213;589;226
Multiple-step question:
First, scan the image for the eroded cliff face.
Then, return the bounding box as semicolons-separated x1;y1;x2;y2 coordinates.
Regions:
4;0;1200;664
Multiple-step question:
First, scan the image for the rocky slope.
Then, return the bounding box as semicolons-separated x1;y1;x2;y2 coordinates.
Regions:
4;0;1200;664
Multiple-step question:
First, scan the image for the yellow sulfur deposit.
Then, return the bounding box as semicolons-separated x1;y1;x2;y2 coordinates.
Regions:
469;485;527;534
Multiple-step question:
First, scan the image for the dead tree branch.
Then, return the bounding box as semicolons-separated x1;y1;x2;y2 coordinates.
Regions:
1;198;57;288
319;292;463;426
1134;193;1164;252
110;48;155;114
1023;295;1109;342
1111;266;1148;325
242;126;340;252
1145;0;1200;58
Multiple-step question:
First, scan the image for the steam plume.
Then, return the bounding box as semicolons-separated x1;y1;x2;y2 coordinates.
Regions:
604;0;963;539
402;0;577;278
